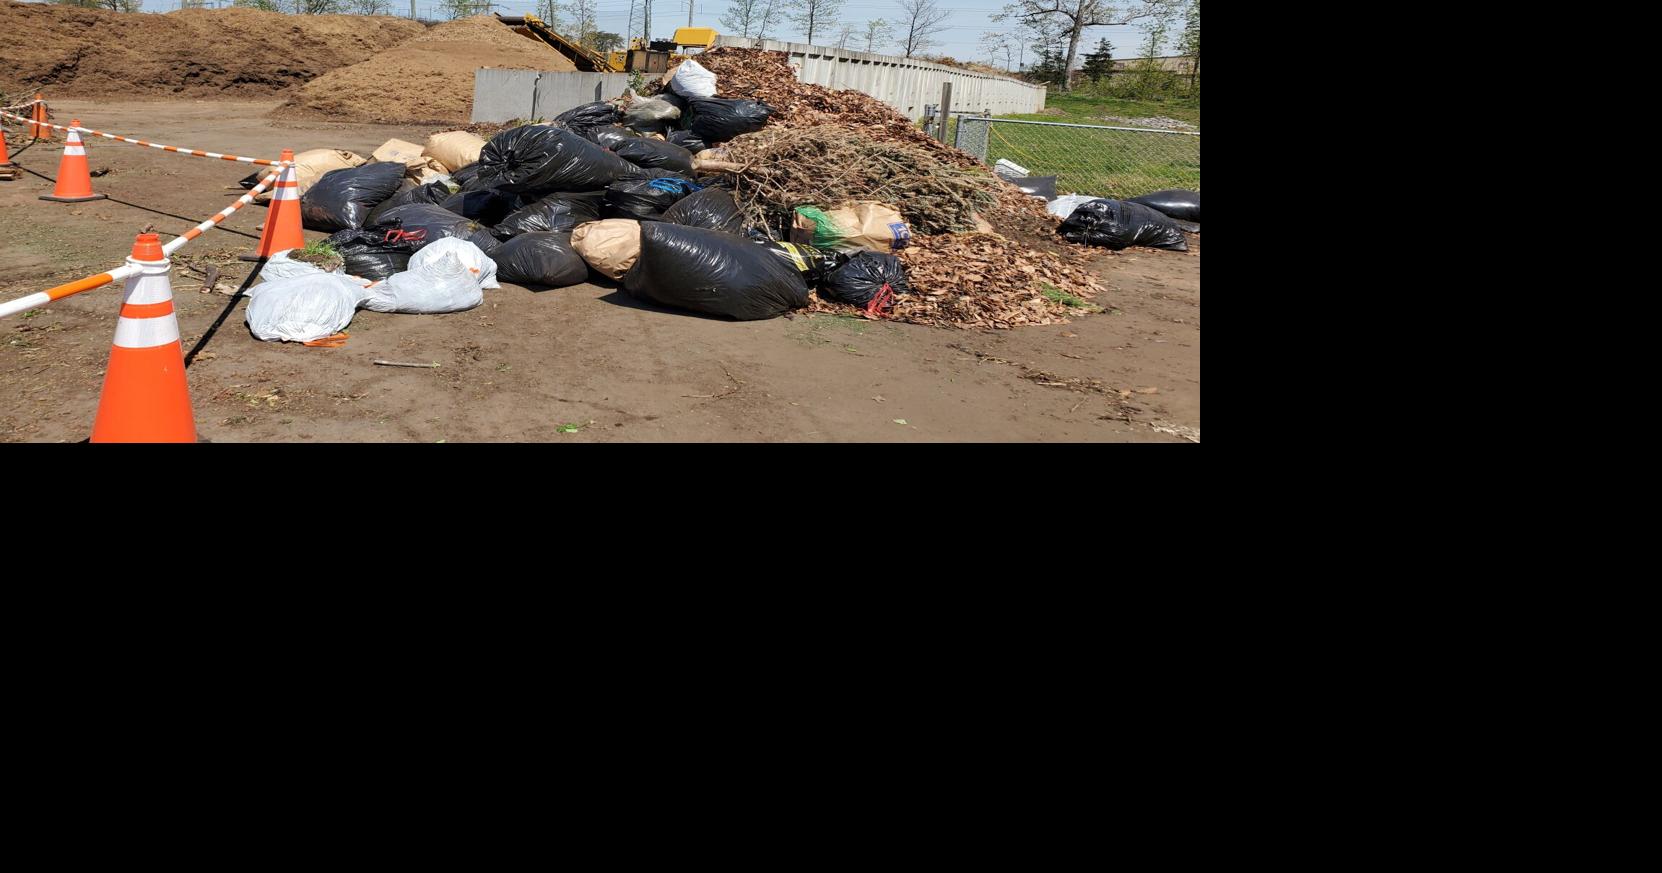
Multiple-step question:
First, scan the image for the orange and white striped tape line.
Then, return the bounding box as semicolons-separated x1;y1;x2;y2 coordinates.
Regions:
0;109;288;166
0;166;284;319
162;164;285;255
1;98;43;111
113;254;180;350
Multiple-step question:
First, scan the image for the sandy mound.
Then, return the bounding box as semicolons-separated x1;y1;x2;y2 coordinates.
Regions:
273;16;576;125
0;3;423;99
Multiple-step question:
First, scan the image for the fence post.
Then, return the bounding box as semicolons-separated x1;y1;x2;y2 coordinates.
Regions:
936;82;952;143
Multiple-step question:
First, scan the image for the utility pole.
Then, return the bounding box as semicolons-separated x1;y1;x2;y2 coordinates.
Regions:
688;0;693;27
644;0;651;43
410;0;415;19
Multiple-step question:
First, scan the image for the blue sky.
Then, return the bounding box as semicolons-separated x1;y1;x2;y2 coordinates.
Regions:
129;1;1162;70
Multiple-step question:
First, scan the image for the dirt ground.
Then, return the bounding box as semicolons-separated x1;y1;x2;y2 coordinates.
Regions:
0;101;1199;443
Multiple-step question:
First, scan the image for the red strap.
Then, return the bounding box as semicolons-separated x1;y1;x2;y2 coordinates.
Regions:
865;283;895;317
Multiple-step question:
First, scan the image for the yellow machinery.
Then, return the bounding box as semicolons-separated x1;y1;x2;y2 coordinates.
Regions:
495;13;616;73
499;13;719;74
673;27;719;51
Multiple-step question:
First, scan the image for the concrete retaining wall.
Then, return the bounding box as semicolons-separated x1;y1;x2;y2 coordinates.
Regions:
471;69;635;124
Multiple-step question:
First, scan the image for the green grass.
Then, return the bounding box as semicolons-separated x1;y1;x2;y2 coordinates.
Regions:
1004;93;1200;129
299;239;339;258
1039;283;1104;313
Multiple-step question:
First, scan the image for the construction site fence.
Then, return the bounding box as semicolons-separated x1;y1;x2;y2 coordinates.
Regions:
954;117;1201;200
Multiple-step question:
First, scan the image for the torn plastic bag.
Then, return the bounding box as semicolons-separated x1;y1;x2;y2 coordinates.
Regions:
554;101;621;134
360;250;483;315
368;204;501;255
493;190;605;238
1045;194;1099;221
754;240;848;285
666;130;707;153
1127;188;1200;223
668;59;718;98
606;175;702;220
1057;198;1188;251
623;91;683;128
658;90;689;117
662;187;746;234
682;97;772;144
367;178;461;225
623;223;809;321
491;232;589;288
440;188;522;226
299;161;407;232
475;124;643;196
325;228;424;283
821;251;909;315
610;137;695;173
408;237;499;290
244;274;367;343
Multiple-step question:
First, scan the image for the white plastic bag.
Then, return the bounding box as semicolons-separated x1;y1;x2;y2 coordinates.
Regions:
668;59;718;98
1046;194;1100;220
260;249;341;283
408;237;499;290
245;274;368;343
360;251;484;314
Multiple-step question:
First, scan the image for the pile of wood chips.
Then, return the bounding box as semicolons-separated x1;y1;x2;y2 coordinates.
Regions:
889;233;1107;329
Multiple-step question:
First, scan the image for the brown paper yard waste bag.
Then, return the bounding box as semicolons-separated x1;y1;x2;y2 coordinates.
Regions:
791;201;912;254
423;131;487;173
571;220;642;280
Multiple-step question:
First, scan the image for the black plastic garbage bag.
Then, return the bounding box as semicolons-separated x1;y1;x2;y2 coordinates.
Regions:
582;125;642;150
1127;188;1200;223
554;101;620;134
440;188;522;226
367;178;460;225
493;190;605;238
683;97;772;144
754;239;848;285
491;232;589;288
299;162;406;233
658;91;689;117
449;163;482;188
610;136;695;173
666;129;705;152
475;124;643;195
368;204;501;254
623;223;809;321
606;175;702;220
1058;198;1188;251
662;187;746;234
324;228;421;283
821;251;909;314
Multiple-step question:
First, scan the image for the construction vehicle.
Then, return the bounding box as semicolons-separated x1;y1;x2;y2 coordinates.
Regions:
497;13;718;74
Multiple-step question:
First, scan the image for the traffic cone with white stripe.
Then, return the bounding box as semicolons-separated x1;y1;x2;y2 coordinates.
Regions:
90;233;196;443
0;127;14;167
39;120;106;203
241;149;305;261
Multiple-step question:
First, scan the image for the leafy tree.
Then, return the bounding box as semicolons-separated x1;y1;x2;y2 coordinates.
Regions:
1080;37;1114;82
590;31;623;52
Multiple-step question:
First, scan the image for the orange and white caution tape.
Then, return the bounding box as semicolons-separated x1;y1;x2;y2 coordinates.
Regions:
1;98;43;111
0;109;287;165
0;167;283;319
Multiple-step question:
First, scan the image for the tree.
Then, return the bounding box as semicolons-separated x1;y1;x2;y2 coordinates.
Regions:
348;0;390;14
57;0;142;9
861;19;892;53
230;0;283;10
1179;0;1199;90
755;0;785;39
295;0;341;11
790;0;845;46
996;1;1172;92
590;31;623;52
895;0;948;58
565;0;598;44
1080;37;1113;82
834;23;856;50
981;30;1015;70
721;0;766;37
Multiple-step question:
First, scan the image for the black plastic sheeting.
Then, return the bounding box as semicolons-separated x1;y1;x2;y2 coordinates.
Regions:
439;188;522;226
299;162;406;233
666;129;707;153
1058;199;1188;251
492;190;606;238
605;175;701;220
623;223;809;321
1127;188;1200;223
475;124;644;196
610;136;695;173
821;251;909;314
368;204;501;254
491;232;590;288
682;97;772;144
324;228;421;283
660;187;746;234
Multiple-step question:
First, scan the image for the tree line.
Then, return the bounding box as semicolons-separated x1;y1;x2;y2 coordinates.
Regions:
983;0;1199;94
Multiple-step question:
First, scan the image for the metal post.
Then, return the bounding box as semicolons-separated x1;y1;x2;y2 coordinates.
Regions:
688;0;694;26
644;0;651;42
936;81;952;143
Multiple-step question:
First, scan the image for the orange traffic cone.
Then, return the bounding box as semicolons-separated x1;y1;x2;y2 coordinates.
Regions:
31;95;50;141
241;149;305;261
39;120;106;203
89;233;196;443
0;127;13;167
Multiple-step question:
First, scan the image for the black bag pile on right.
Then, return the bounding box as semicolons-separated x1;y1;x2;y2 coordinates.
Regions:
474;124;644;196
369;204;501;254
1127;189;1200;223
1058;199;1189;251
661;187;746;234
820;252;909;314
492;232;589;288
300;162;406;232
493;191;605;238
682;97;772;144
325;228;424;282
623;223;809;321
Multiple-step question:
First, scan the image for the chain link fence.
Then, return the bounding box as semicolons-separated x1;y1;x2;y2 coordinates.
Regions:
955;117;1200;199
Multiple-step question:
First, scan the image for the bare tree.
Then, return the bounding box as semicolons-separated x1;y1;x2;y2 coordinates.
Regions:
755;0;785;39
980;30;1015;70
229;0;283;10
563;0;598;43
894;0;949;58
861;18;892;53
834;23;856;50
789;0;845;46
996;1;1172;91
720;0;765;37
295;0;342;11
348;0;390;13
